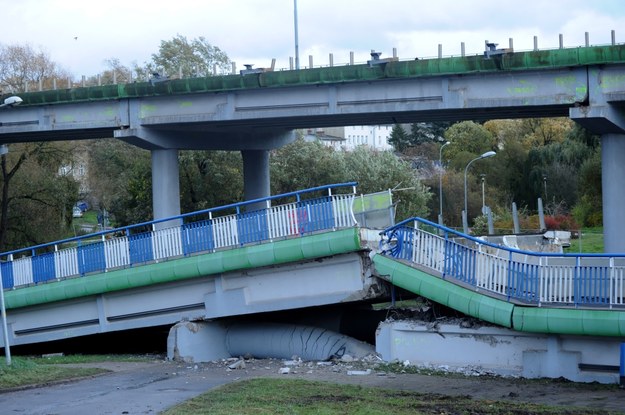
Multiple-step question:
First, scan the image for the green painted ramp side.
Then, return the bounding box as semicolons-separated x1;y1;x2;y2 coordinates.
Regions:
373;255;514;328
513;306;625;337
6;228;362;310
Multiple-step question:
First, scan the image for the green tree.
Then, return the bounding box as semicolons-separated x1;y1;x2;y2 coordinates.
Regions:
388;124;410;152
343;146;431;220
179;150;243;212
136;34;231;79
409;122;452;145
271;139;345;194
86;139;152;227
526;138;593;211
270;139;431;221
0;143;79;250
444;121;496;171
0;43;78;250
573;150;602;226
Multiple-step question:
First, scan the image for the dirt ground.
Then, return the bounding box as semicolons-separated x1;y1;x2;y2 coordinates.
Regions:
6;356;620;414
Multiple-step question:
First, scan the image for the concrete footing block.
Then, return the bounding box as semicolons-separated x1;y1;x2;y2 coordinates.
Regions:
167;321;230;363
375;320;622;384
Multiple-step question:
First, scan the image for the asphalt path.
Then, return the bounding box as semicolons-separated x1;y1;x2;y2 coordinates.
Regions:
1;358;625;414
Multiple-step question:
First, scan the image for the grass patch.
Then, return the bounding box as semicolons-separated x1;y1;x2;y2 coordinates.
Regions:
0;354;154;390
0;357;107;390
565;228;604;254
162;378;615;415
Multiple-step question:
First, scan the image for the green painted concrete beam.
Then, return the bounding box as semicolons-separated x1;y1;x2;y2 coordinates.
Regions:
373;255;514;328
513;306;625;337
14;45;625;107
5;228;362;310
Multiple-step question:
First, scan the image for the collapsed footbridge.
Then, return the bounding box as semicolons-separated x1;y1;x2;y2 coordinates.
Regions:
0;183;624;383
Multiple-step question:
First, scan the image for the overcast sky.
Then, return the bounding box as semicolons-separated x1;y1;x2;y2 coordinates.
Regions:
3;0;625;78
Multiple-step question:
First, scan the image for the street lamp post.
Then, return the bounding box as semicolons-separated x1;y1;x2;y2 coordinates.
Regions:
0;95;20;366
293;0;300;70
480;174;486;214
438;141;451;225
464;151;496;227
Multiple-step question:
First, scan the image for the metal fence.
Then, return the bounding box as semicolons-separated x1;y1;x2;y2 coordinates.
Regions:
380;217;625;308
0;183;358;290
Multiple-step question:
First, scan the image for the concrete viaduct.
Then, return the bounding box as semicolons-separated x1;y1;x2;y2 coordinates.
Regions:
1;43;625;249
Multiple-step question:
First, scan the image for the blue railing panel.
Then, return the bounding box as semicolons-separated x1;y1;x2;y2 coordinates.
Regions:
237;209;269;245
0;261;14;289
182;219;214;255
577;265;610;305
78;242;106;275
129;232;154;264
298;197;333;233
508;261;539;302
32;252;57;284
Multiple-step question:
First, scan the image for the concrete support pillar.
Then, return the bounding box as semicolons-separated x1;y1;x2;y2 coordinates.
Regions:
601;134;625;253
151;149;181;226
242;149;270;210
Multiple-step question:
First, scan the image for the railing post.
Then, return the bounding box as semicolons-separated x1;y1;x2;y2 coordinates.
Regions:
538;256;543;306
506;250;513;301
574;256;580;307
610;257;615;309
441;231;449;279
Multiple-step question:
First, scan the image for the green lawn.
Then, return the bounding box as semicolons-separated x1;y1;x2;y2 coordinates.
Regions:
0;354;151;390
162;378;616;415
565;228;604;254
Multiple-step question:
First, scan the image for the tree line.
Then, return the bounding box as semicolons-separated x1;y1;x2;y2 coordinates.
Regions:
389;119;601;231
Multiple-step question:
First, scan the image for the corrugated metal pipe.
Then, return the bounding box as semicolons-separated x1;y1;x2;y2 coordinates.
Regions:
225;323;375;361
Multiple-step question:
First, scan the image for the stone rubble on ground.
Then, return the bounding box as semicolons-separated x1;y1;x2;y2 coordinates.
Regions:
205;352;503;380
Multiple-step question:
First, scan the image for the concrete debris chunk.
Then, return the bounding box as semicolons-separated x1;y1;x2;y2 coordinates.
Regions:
347;369;372;376
316;361;333;366
228;359;246;370
283;359;300;366
279;367;290;374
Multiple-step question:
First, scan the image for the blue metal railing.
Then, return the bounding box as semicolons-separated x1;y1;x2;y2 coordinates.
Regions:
379;217;625;308
0;183;358;290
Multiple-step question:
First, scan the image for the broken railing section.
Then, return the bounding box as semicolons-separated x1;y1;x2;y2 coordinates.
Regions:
0;182;360;290
378;216;625;308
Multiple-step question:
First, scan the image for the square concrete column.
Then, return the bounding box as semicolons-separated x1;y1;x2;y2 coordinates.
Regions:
151;149;181;227
602;134;625;252
242;150;270;210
